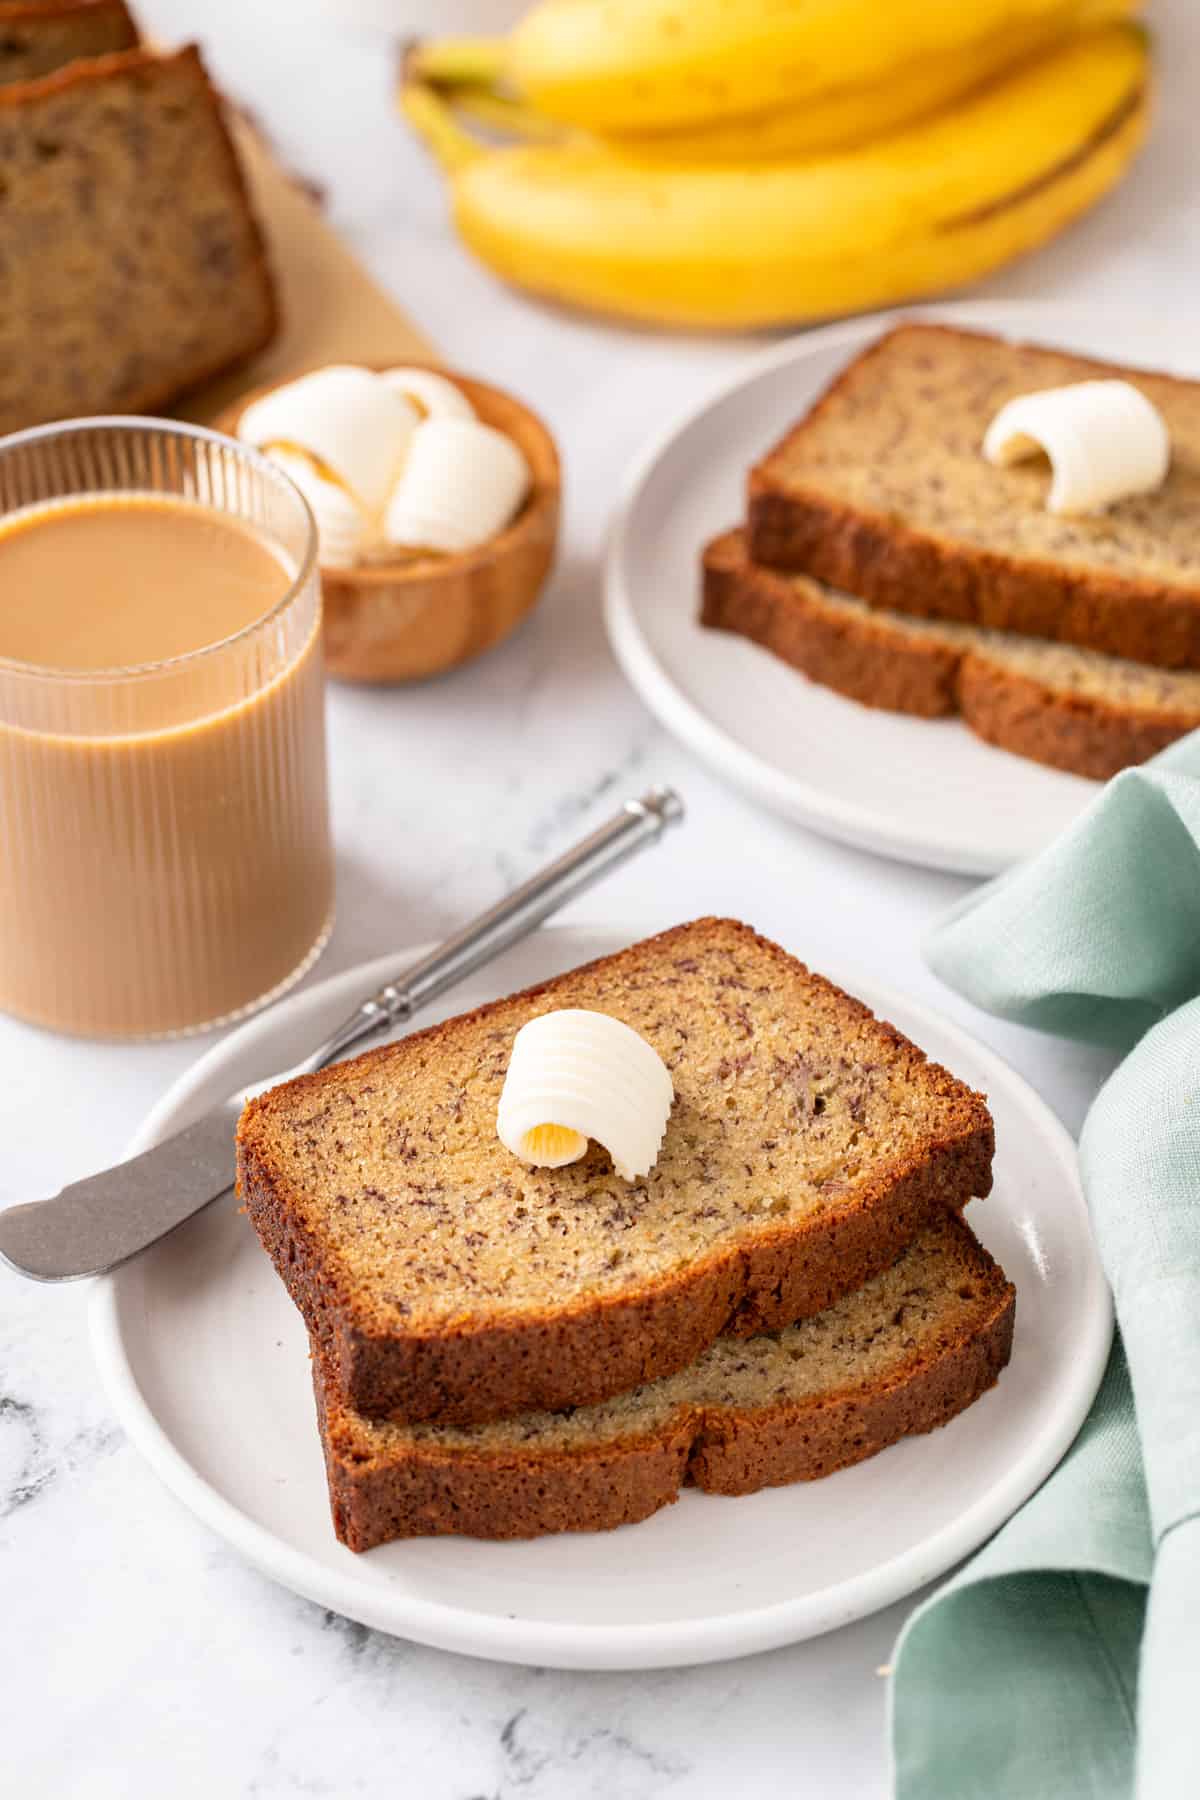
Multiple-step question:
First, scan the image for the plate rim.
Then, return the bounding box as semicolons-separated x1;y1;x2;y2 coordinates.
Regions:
604;297;1178;877
89;924;1113;1670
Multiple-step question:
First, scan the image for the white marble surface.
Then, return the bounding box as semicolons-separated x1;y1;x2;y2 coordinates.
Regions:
2;3;1193;1793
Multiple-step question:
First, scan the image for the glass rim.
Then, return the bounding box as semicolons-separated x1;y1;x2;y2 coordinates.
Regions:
0;415;319;684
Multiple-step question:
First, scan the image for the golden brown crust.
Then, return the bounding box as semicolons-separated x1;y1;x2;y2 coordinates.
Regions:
704;530;1200;781
955;656;1196;780
702;527;959;718
0;0;135;32
747;322;1200;671
685;1275;1014;1496
314;1225;1016;1548
0;45;278;425
0;2;139;102
316;1367;697;1548
238;918;994;1426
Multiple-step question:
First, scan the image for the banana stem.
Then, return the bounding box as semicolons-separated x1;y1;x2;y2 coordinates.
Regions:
400;78;483;173
409;35;507;89
445;83;569;144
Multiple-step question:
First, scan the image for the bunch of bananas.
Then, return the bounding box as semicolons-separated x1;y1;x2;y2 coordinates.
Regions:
402;0;1151;331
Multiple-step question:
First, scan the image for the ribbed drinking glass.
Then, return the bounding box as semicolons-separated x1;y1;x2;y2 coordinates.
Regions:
0;418;334;1038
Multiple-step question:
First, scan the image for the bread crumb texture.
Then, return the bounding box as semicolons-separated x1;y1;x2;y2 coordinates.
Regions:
702;528;1200;779
317;1213;1015;1545
0;45;275;431
239;919;992;1338
351;1216;1009;1454
0;1;137;90
756;324;1200;585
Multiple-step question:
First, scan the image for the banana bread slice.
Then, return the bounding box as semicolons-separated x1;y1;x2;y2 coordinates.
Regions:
0;44;277;432
747;323;1200;671
238;918;994;1426
703;528;1200;780
0;1;136;87
315;1212;1015;1547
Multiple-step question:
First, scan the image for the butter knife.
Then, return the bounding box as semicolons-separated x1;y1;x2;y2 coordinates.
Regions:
0;787;684;1283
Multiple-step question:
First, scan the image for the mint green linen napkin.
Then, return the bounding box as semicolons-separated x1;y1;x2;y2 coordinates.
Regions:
890;735;1200;1800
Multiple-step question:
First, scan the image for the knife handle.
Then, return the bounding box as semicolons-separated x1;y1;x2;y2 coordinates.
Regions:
295;786;685;1076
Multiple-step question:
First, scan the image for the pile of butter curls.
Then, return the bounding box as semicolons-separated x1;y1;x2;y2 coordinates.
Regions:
237;365;531;568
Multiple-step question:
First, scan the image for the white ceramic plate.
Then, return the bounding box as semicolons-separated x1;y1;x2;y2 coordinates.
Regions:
605;300;1193;876
91;927;1111;1670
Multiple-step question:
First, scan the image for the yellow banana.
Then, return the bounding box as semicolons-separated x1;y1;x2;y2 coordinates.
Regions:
403;26;1150;332
429;0;1138;163
476;0;1145;135
604;0;1141;160
418;0;1141;159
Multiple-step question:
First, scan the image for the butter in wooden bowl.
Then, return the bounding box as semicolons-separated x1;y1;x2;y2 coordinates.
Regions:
220;363;560;682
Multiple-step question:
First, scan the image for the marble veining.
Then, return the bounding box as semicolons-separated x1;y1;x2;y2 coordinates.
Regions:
0;1392;50;1516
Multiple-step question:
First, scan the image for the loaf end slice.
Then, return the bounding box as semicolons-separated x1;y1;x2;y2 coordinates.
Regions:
315;1213;1015;1547
702;529;1200;780
0;43;277;432
238;918;994;1426
747;323;1200;670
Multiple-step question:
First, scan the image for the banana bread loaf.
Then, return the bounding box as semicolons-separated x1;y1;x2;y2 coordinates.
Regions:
0;43;277;431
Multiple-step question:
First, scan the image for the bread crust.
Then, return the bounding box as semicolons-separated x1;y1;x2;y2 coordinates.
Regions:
747;323;1200;671
0;44;278;424
314;1228;1016;1548
238;919;994;1427
703;530;1200;780
955;656;1195;780
702;528;959;718
0;0;136;33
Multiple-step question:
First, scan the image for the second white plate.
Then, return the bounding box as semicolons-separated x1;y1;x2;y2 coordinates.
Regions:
605;300;1193;875
90;925;1110;1669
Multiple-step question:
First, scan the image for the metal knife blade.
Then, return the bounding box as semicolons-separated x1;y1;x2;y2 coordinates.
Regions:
0;1099;242;1281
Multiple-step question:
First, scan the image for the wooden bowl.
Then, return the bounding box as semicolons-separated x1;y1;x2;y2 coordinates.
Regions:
218;364;560;683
